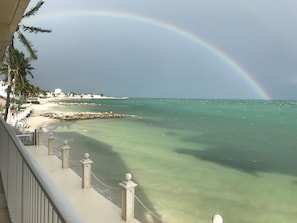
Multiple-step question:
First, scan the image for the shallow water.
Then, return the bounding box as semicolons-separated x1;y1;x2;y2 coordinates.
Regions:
47;98;297;223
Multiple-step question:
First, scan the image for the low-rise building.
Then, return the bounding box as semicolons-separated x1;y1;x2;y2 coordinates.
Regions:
54;88;65;98
0;80;7;98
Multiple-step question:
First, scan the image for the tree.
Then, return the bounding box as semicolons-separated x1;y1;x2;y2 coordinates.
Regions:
2;0;51;121
21;81;43;98
11;50;35;110
1;49;34;111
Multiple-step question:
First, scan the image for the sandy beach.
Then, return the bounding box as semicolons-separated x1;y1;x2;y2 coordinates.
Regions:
21;99;126;132
24;99;59;132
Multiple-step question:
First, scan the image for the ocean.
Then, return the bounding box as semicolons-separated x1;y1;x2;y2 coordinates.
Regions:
45;98;297;223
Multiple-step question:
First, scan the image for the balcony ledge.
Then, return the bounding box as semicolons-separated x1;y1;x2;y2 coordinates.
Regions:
26;145;139;223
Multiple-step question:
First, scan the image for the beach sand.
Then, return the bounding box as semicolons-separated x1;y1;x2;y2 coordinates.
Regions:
24;99;59;132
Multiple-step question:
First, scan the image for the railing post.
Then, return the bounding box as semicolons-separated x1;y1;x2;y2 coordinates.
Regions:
36;127;44;145
48;133;55;155
80;153;93;189
119;173;137;222
212;214;223;223
62;141;70;168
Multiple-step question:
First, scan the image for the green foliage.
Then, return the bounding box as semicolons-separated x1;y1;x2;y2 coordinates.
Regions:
22;25;52;34
2;0;51;120
17;30;38;60
16;0;52;60
22;1;45;18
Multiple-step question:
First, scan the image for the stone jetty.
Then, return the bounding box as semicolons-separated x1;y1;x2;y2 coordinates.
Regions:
58;102;103;107
41;111;126;121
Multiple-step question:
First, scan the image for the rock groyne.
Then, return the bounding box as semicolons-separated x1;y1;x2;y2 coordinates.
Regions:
58;102;103;107
41;111;126;121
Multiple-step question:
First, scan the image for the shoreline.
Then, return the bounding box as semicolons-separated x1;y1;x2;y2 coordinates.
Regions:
24;99;60;132
22;99;126;132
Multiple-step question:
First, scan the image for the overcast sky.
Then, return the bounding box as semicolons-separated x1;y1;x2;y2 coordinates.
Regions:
16;0;297;99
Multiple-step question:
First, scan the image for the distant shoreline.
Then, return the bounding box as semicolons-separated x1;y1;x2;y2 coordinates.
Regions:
45;96;128;101
23;98;126;132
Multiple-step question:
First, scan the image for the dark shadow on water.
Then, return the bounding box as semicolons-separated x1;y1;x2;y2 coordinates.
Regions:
174;130;297;177
45;123;163;223
164;131;178;136
175;147;268;176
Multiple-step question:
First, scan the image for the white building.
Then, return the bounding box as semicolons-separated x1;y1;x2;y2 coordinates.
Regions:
54;88;65;97
0;80;7;98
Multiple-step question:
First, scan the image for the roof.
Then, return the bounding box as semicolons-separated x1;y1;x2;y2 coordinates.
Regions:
0;0;30;63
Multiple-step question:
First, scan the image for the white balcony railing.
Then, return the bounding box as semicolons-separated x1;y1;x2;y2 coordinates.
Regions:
0;117;83;223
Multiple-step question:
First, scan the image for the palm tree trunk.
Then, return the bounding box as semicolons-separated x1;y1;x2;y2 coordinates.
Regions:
4;68;12;122
18;92;22;111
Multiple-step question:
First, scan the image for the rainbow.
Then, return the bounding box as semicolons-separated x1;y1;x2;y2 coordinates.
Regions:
26;9;271;99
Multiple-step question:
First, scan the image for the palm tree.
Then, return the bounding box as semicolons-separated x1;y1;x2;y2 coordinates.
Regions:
1;49;34;111
19;80;42;100
2;0;51;121
11;49;35;110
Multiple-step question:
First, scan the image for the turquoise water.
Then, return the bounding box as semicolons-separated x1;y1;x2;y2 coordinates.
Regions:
47;98;297;223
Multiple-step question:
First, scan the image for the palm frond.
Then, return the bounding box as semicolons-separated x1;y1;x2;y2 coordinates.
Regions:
8;49;35;97
22;1;44;18
22;25;52;34
27;70;34;79
0;65;8;76
17;31;38;60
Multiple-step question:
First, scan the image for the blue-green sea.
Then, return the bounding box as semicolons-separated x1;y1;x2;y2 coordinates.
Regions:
46;98;297;223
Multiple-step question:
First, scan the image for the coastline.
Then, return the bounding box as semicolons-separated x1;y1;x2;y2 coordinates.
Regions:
24;99;60;132
23;98;126;132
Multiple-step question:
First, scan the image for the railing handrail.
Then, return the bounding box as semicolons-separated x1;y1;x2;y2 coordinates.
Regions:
16;133;34;137
0;117;84;223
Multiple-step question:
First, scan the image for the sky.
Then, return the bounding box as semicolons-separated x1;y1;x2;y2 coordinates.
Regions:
15;0;297;99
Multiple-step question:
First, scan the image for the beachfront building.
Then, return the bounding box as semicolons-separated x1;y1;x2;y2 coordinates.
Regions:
54;88;65;98
0;80;7;98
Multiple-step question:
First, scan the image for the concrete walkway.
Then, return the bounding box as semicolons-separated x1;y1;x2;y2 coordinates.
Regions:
26;145;140;223
0;175;11;223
